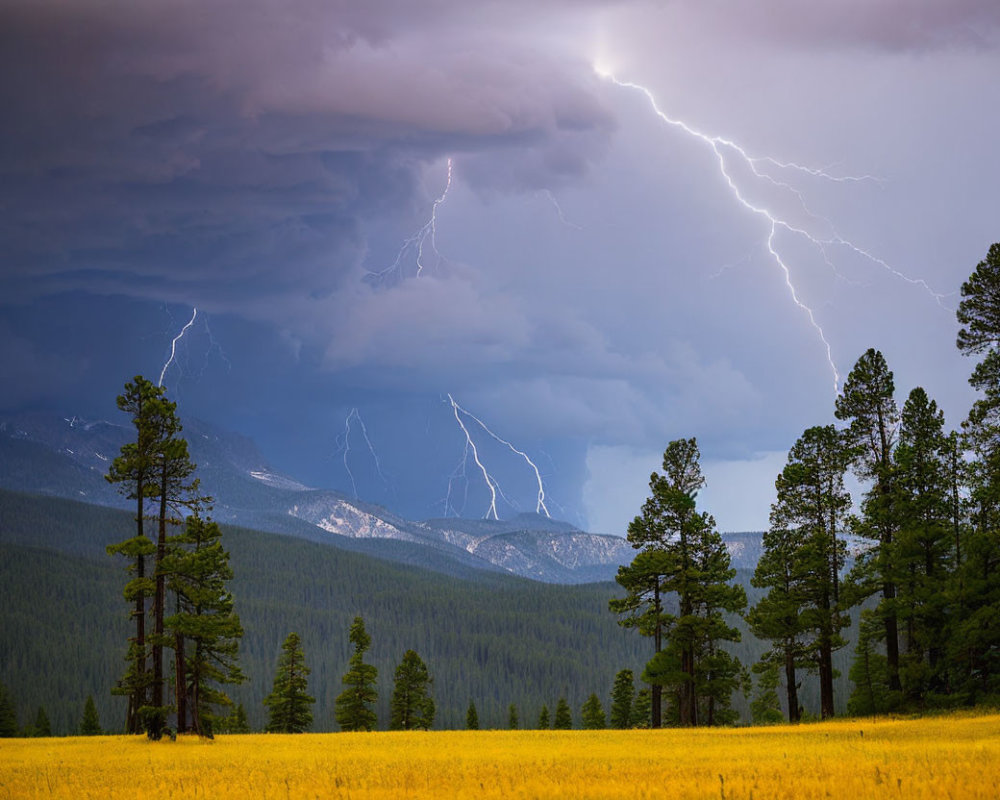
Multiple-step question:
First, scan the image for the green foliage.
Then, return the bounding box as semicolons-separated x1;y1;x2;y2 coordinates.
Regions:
836;349;903;697
749;662;784;725
631;688;652;729
847;610;892;715
32;706;51;737
748;425;851;720
553;697;572;729
609;669;634;729
0;489;650;732
389;650;434;730
264;632;314;733
580;693;606;729
216;703;251;734
79;695;102;736
537;705;549;729
507;703;519;729
0;683;18;737
466;700;479;730
335;617;378;732
615;439;747;726
164;515;245;736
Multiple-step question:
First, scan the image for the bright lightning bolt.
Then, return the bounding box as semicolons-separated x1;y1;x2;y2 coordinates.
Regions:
599;68;952;393
447;393;500;520
334;408;388;499
445;394;551;519
158;307;198;388
366;158;453;286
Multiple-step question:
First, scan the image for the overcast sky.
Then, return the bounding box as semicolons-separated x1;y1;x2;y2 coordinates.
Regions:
2;0;998;532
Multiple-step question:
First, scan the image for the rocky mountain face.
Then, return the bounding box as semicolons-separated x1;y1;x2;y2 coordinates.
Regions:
0;411;764;582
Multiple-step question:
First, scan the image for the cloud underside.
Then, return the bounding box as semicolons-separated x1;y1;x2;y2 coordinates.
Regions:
0;0;995;453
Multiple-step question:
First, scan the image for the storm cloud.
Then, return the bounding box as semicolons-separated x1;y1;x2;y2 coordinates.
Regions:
1;0;997;530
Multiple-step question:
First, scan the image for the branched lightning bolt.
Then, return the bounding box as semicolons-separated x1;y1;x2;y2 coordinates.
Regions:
158;307;198;388
447;393;500;520
445;394;551;519
600;69;952;393
366;158;453;285
334;408;388;499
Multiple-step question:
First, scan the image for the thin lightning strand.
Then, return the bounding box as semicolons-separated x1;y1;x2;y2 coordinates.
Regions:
158;307;198;388
416;157;453;277
452;400;551;517
600;69;953;392
447;393;500;520
335;408;388;499
540;189;583;230
367;158;453;285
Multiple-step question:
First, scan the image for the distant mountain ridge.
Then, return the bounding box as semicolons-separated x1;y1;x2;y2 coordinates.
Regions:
0;410;765;582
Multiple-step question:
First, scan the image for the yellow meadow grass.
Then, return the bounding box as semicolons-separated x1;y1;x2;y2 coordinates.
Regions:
1;713;997;799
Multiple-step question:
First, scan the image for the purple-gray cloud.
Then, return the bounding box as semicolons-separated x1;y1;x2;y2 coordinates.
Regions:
1;0;997;530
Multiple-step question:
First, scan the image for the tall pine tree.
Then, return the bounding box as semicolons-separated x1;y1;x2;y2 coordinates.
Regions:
106;375;163;734
264;633;314;733
836;349;902;695
164;515;244;736
334;617;378;732
749;425;851;720
619;439;746;726
389;650;434;731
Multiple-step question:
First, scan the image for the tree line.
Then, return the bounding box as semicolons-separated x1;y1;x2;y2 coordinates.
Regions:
612;242;1000;725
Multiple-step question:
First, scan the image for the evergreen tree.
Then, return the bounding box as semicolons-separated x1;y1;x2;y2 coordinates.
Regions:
609;669;635;729
749;662;784;724
0;683;18;737
264;632;314;733
106;375;163;734
749;425;851;720
553;697;572;729
164;515;244;736
33;706;51;737
621;439;746;726
581;693;606;729
149;398;206;739
79;695;102;736
218;703;251;734
389;650;434;731
466;700;479;730
335;616;378;732
893;388;953;704
507;703;519;730
835;349;902;695
631;688;652;729
847;610;891;716
231;703;251;733
537;705;550;729
952;242;1000;703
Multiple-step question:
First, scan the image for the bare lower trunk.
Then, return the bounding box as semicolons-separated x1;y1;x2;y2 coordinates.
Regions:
785;650;800;723
819;637;835;719
175;632;187;733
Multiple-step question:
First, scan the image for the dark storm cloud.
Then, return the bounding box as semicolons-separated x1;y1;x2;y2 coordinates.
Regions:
0;0;615;309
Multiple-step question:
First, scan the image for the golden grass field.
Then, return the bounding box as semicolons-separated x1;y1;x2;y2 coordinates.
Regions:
1;713;997;799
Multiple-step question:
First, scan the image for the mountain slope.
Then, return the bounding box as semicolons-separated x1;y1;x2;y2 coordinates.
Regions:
0;411;642;582
0;489;651;734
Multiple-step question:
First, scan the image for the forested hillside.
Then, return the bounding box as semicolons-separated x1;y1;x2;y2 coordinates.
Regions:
0;489;856;734
1;490;654;733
